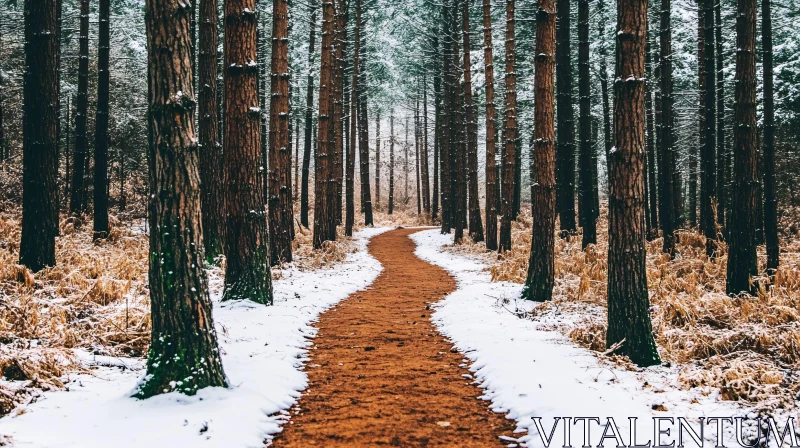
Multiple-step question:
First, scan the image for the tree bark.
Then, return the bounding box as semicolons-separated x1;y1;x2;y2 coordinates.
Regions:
499;0;516;252
20;0;61;271
555;0;576;234
333;0;347;225
93;0;110;239
578;0;597;248
355;0;373;226
314;0;338;246
198;0;224;261
421;73;430;213
645;27;659;238
69;0;89;215
439;10;453;234
482;0;498;250
523;0;556;302
345;21;357;235
692;12;702;229
389;114;395;214
715;0;727;231
701;0;717;257
726;0;758;295
301;5;316;229
432;30;441;222
375;112;381;210
462;0;483;242
223;0;273;303
762;0;778;273
268;0;293;264
415;97;421;215
137;0;227;397
606;0;661;367
659;0;676;256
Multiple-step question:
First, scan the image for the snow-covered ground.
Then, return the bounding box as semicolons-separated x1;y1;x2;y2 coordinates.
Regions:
411;229;751;448
0;227;390;448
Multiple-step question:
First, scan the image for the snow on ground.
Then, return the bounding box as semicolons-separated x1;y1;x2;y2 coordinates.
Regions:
410;229;751;448
0;227;390;448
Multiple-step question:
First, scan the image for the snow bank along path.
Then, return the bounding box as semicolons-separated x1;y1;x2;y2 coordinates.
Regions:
411;230;745;448
0;227;390;448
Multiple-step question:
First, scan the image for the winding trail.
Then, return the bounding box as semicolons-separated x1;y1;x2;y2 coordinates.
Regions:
271;228;516;447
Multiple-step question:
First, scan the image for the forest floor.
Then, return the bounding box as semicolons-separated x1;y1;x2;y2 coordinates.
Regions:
271;228;517;447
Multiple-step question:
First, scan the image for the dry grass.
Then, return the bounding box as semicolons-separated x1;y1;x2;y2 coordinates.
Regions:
448;206;800;411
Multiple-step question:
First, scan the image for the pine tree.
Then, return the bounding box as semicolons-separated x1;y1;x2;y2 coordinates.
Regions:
701;0;717;257
461;0;483;242
645;24;659;238
578;0;598;248
421;73;431;213
301;5;317;229
223;0;274;303
522;0;556;302
714;0;727;231
137;0;227;397
482;0;498;251
762;0;778;273
354;0;373;226
20;0;61;272
726;0;758;295
198;0;224;261
606;0;661;367
555;0;576;234
69;0;89;215
658;0;677;256
439;7;453;234
268;0;293;265
389;113;395;214
375;113;381;210
499;0;517;252
93;0;110;239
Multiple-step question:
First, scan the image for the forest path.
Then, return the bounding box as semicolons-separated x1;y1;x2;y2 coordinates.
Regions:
270;228;516;447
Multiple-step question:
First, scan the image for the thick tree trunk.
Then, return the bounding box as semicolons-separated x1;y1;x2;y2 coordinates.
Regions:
523;0;556;302
268;0;293;264
20;0;60;271
69;0;89;215
499;0;516;252
314;0;338;246
578;0;597;248
137;0;227;398
93;0;110;239
462;0;483;242
726;0;758;295
659;0;676;256
198;0;224;261
606;0;661;367
355;0;373;226
762;0;778;273
301;6;316;229
715;1;727;231
451;1;465;243
223;0;273;303
482;0;498;250
555;0;576;234
334;0;347;225
701;0;717;257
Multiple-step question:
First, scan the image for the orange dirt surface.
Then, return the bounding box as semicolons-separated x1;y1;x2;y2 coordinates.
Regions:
271;228;518;447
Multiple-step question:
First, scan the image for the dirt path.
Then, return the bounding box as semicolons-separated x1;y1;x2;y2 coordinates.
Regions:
271;228;517;447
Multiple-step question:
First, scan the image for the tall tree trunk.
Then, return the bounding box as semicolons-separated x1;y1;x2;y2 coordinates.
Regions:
432;30;441;222
334;0;347;225
578;0;597;248
715;0;727;232
301;5;316;229
451;0;465;243
405;115;410;205
345;33;357;235
223;0;273;303
701;0;717;257
314;0;338;246
421;73;430;213
606;0;661;367
499;0;516;252
659;0;676;256
439;10;453;234
198;0;224;261
268;0;293;264
69;0;89;215
555;0;576;234
726;0;758;294
415;96;421;215
523;0;555;301
389;114;395;214
20;0;60;271
355;0;373;226
462;0;483;242
375;112;381;210
598;0;613;180
93;0;110;239
762;0;778;273
138;0;227;398
645;27;659;237
692;12;702;229
482;0;498;250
